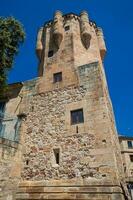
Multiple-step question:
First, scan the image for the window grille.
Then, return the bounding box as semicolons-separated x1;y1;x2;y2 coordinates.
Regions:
71;109;84;125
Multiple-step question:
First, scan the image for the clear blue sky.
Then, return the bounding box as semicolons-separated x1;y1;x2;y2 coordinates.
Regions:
0;0;133;136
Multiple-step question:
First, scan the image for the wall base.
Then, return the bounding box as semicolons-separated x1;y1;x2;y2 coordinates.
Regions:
15;180;125;200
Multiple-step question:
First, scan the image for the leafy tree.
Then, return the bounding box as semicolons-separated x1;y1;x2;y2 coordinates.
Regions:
0;17;25;94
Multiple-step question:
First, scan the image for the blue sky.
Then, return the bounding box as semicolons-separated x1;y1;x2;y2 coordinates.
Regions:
0;0;133;136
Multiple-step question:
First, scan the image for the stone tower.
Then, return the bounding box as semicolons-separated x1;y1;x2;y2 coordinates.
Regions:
0;11;130;200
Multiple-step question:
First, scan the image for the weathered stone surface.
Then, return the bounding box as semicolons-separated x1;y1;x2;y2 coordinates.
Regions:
0;10;131;200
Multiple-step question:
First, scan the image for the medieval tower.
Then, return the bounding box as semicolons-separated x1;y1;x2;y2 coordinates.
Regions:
0;11;131;200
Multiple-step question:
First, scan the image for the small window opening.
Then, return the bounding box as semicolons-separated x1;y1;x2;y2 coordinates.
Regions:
123;164;126;172
26;160;29;165
102;174;107;177
65;26;70;31
48;50;54;57
53;72;62;83
128;141;133;148
31;106;34;112
131;170;133;176
76;126;78;133
102;139;106;144
130;155;133;162
53;148;60;164
71;109;84;125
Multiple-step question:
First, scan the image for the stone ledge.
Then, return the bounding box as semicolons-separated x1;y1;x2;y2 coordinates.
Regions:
17;186;122;194
16;181;125;200
15;192;117;200
18;179;120;187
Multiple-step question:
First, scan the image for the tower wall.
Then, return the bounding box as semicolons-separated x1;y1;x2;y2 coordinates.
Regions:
0;11;130;200
17;12;128;199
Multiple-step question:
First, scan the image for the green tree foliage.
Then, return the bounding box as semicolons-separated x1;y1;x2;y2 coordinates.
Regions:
0;17;25;94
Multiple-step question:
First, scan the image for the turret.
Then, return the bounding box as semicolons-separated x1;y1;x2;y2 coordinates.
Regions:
80;11;91;49
97;27;106;60
36;27;44;60
53;11;64;48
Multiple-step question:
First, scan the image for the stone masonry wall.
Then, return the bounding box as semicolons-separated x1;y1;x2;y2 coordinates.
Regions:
0;11;129;200
21;62;120;184
0;139;22;200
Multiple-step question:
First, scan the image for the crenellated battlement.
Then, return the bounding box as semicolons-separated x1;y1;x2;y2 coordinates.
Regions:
44;12;97;29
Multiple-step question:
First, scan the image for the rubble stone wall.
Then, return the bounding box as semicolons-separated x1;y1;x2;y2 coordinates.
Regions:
21;63;120;184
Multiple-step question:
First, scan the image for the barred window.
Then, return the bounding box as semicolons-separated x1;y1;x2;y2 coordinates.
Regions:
71;109;84;125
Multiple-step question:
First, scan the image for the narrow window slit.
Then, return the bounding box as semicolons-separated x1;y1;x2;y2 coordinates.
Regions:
26;160;29;165
76;126;78;133
53;148;60;164
31;106;34;112
48;50;54;57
